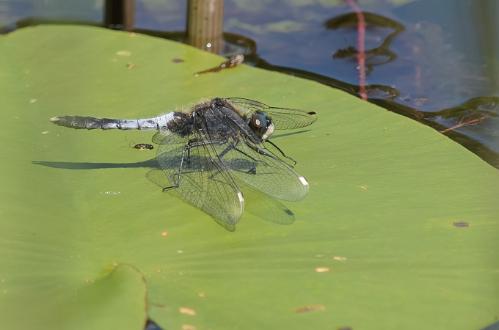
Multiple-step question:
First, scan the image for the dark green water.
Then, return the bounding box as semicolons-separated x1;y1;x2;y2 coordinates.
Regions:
1;0;497;167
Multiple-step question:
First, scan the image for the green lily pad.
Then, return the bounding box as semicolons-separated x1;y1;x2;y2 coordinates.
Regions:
1;25;498;330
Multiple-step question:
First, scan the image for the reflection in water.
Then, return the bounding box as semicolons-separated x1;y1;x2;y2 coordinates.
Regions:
324;5;498;167
370;96;499;167
435;97;496;135
429;97;499;162
365;84;399;101
326;9;495;109
227;2;499;167
327;12;404;75
324;4;496;111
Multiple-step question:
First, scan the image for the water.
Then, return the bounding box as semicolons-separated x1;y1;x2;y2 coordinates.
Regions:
0;0;497;167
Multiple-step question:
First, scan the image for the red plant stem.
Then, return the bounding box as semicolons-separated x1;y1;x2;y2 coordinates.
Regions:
346;0;368;100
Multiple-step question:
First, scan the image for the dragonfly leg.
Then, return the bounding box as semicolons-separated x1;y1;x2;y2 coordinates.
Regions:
184;137;227;166
246;142;281;163
232;145;260;174
162;144;189;191
186;146;191;166
217;141;260;174
217;142;235;159
184;138;202;166
172;138;228;182
266;140;297;166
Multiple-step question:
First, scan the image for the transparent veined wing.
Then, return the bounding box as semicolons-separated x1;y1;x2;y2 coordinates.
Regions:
152;128;186;145
152;123;244;230
224;97;317;129
213;138;309;201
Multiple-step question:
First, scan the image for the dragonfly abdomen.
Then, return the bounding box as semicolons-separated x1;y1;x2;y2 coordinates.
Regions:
50;113;175;130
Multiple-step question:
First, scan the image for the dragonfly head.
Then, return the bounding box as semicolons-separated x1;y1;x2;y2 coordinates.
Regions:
249;111;274;141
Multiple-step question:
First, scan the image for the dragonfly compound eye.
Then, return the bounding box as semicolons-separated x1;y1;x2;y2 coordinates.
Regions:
250;112;274;140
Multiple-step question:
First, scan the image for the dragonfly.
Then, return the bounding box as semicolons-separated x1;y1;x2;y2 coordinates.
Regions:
50;97;317;230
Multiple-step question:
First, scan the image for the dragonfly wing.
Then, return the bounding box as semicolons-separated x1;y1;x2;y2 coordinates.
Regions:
152;129;187;145
155;133;244;230
217;139;309;201
224;97;317;129
265;105;317;129
223;97;265;116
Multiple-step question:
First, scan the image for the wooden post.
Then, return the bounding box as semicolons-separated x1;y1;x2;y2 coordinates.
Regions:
186;0;224;53
104;0;135;31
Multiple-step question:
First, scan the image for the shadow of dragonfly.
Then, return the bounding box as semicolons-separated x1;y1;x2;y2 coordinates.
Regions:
33;155;296;228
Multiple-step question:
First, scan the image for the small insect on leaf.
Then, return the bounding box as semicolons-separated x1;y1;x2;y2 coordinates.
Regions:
133;143;154;150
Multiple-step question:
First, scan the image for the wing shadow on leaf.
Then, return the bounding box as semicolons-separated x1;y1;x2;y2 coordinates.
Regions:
33;157;295;228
